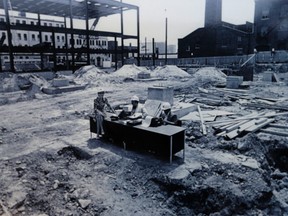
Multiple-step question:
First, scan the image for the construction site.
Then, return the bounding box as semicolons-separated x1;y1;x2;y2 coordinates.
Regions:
1;0;288;216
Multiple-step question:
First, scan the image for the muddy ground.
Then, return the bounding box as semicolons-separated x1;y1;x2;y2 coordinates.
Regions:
0;68;288;216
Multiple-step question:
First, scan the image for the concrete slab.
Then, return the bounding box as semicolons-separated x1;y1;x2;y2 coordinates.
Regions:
172;102;197;119
42;85;86;94
52;78;70;87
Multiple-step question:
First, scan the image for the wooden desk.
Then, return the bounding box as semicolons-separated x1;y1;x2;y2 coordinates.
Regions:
90;117;185;163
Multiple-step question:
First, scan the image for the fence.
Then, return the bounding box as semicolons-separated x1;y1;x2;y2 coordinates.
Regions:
122;50;288;68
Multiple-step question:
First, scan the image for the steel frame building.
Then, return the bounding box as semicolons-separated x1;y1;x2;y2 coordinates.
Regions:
0;0;140;72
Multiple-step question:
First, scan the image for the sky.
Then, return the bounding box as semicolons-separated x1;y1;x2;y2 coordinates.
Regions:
96;0;255;45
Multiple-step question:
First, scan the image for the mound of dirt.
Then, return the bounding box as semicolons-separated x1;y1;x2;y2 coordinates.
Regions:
74;65;106;80
113;64;150;78
191;67;227;84
151;65;191;78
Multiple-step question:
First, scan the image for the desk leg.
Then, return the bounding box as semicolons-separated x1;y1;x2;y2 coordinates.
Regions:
170;136;173;163
183;132;185;162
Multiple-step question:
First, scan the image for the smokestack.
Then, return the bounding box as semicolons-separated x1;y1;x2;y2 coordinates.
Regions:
205;0;222;28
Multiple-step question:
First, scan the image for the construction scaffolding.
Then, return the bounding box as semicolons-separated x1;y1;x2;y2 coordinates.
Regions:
0;0;140;72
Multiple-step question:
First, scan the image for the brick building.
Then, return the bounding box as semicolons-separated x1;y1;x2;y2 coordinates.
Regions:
254;0;288;51
178;0;254;58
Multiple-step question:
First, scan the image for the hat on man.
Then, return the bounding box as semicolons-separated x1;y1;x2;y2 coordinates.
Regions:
161;102;171;110
131;95;139;102
98;89;105;94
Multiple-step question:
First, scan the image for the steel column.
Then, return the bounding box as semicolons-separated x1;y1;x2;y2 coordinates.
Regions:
85;0;90;65
52;29;57;71
136;7;140;66
3;0;14;72
37;13;44;71
70;0;75;73
120;0;124;66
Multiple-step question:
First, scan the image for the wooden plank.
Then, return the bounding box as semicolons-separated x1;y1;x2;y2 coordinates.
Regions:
260;129;288;137
268;123;288;129
207;111;286;125
225;120;250;132
244;118;275;133
197;105;207;135
238;120;257;132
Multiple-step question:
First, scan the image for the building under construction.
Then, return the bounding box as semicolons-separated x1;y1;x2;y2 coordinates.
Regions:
0;0;139;72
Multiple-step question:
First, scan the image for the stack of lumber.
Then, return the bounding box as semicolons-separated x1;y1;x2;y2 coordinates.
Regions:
210;111;288;139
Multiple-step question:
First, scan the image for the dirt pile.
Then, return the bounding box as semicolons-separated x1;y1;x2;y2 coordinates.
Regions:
151;65;191;78
112;64;150;78
74;65;108;86
191;67;227;85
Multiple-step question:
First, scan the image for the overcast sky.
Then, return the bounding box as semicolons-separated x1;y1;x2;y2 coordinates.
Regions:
96;0;255;45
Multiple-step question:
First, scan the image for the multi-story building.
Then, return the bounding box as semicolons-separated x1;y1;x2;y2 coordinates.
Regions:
178;0;254;58
0;12;111;70
254;0;288;51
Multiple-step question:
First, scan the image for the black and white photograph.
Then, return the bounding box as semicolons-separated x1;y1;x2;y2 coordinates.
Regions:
0;0;288;215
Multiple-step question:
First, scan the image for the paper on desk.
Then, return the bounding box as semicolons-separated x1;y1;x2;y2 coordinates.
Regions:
142;116;153;128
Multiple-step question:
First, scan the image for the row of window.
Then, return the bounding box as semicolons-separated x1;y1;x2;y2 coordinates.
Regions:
0;17;64;27
1;32;108;46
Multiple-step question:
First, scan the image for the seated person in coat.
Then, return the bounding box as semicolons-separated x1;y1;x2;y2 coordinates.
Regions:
159;102;182;126
119;95;148;119
94;90;114;137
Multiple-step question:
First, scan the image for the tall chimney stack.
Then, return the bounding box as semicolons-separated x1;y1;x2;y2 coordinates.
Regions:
205;0;222;28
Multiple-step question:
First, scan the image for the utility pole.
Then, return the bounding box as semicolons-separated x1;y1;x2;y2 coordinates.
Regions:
165;13;168;65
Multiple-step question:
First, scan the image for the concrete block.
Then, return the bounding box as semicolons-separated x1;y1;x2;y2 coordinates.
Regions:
148;86;174;105
226;76;243;89
42;85;86;94
52;78;70;87
262;71;273;82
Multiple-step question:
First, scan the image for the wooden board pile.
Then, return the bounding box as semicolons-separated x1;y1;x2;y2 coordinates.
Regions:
211;111;288;139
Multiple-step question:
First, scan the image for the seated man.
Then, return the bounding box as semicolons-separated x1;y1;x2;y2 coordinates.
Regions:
94;90;115;138
119;95;148;119
159;102;182;126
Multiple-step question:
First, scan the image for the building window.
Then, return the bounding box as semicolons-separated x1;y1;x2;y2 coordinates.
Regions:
22;20;26;24
45;35;48;41
31;34;36;40
23;33;27;41
44;22;47;26
102;40;106;46
262;9;269;20
18;33;21;40
57;35;60;42
62;36;65;42
31;21;34;25
0;18;4;22
56;24;59;27
16;19;20;24
280;5;288;17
